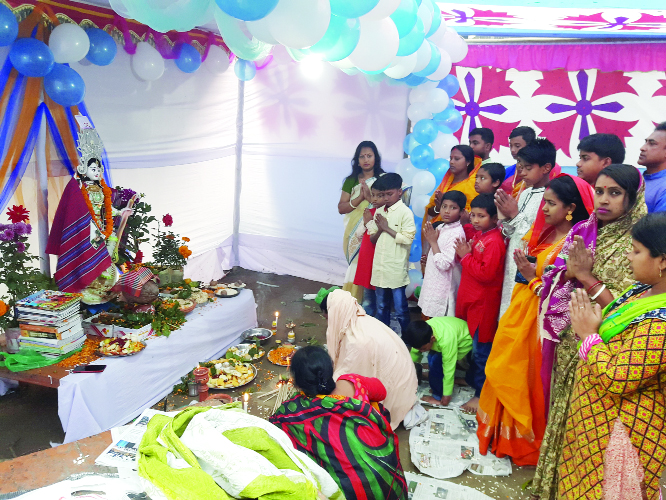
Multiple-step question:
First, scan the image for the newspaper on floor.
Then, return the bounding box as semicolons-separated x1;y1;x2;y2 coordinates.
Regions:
15;474;144;500
409;408;512;479
417;382;476;409
405;472;494;500
95;408;171;469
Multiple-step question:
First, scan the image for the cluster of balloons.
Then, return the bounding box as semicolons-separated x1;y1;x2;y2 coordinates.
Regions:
131;41;231;81
397;74;463;297
112;0;468;84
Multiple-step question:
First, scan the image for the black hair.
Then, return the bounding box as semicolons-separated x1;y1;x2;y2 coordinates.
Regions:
451;145;475;174
373;172;402;191
478;162;506;184
655;122;666;132
290;346;336;397
403;321;433;350
469;127;494;146
441;190;467;212
320;294;328;314
516;138;557;168
597;164;641;208
632;214;666;257
577;133;625;164
343;141;385;187
87;158;101;167
470;193;497;218
546;176;590;226
509;126;536;144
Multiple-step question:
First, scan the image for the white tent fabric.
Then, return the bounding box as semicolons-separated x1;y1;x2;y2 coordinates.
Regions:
4;46;410;285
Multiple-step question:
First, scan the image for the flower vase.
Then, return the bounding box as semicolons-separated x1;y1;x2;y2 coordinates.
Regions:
4;327;21;354
158;269;171;285
171;268;184;283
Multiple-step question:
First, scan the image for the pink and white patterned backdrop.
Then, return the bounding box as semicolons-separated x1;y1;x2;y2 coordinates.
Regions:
449;66;666;166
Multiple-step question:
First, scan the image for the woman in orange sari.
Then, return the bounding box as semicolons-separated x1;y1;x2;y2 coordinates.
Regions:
476;175;594;466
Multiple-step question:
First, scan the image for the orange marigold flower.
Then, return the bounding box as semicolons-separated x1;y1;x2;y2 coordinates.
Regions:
164;235;175;240
178;245;192;259
0;300;7;317
182;237;190;242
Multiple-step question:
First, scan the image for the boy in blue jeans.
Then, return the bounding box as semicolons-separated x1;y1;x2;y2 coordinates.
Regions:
404;318;471;406
366;173;416;333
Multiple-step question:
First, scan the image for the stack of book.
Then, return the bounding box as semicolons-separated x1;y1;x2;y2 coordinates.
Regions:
16;290;85;358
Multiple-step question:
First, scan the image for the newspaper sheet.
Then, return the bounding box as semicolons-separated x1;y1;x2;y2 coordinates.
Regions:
409;408;512;479
417;382;476;409
95;408;171;469
405;472;494;500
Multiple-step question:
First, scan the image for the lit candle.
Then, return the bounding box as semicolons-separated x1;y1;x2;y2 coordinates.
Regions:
272;311;279;335
242;392;249;412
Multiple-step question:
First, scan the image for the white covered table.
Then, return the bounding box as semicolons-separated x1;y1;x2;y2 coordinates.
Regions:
57;289;257;443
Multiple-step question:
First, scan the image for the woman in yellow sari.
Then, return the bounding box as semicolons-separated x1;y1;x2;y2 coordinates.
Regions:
338;141;384;303
477;175;594;466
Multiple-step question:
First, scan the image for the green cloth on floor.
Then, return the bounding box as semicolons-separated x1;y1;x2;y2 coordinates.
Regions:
0;348;80;372
138;405;343;500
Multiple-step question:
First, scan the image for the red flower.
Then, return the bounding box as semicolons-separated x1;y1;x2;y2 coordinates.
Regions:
6;205;29;223
134;250;144;263
162;214;173;227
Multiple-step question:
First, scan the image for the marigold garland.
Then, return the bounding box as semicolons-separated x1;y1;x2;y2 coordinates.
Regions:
80;180;114;239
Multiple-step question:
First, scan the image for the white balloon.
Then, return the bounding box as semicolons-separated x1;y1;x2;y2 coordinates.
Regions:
204;45;230;74
347;17;399;72
49;23;90;63
417;2;433;34
427;49;452;81
406;281;418;298
384;52;417;79
412;40;431;73
419;80;440;91
246;17;279;45
396;158;417;185
431;132;458;158
412;170;436;195
440;27;468;63
267;0;331;49
410;194;431;219
407;102;431;123
427;20;448;46
132;42;165;81
425;88;449;113
330;57;355;69
362;0;401;20
409;86;429;104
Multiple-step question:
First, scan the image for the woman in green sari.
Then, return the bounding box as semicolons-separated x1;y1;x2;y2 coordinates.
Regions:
338;141;384;304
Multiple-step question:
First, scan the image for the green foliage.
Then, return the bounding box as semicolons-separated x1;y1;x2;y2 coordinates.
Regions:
114;187;156;257
153;227;187;269
151;299;187;337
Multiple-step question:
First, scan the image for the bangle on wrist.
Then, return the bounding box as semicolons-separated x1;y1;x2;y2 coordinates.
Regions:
590;284;606;301
349;197;359;209
586;280;603;294
433;206;440;214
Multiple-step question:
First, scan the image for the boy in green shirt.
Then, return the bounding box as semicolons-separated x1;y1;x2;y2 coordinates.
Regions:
404;317;471;406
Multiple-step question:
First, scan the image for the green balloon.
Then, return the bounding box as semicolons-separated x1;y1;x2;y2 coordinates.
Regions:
310;15;360;62
214;8;272;61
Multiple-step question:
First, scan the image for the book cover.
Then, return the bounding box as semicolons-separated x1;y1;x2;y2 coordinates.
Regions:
16;290;81;311
19;328;84;345
20;316;83;336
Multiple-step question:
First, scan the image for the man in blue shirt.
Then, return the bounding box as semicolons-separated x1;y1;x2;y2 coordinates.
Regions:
638;122;666;213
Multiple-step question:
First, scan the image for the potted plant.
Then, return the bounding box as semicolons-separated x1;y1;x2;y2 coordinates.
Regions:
113;187;155;266
0;206;55;352
151;214;192;284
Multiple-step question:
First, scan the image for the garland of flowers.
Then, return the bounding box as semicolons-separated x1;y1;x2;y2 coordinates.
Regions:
80;179;114;239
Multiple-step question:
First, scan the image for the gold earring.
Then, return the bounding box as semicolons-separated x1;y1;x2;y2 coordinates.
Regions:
566;211;573;222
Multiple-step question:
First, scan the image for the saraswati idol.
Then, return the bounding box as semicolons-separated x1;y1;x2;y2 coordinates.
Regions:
46;126;135;304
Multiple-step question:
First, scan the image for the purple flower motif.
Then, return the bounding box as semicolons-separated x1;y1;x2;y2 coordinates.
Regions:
119;188;137;204
0;228;14;242
12;222;29;236
15;241;25;253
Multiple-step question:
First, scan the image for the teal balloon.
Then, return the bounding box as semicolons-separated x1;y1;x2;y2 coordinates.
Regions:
403;133;418;155
44;64;85;107
215;0;278;21
413;119;438;145
434;108;463;134
310;15;360;62
397;17;424;56
234;58;256;81
330;0;379;18
390;0;418;38
426;0;441;37
438;74;460;97
10;38;54;77
411;144;435;169
0;4;18;46
427;158;449;185
214;8;272;61
85;28;116;66
413;42;440;77
397;73;426;87
175;43;201;73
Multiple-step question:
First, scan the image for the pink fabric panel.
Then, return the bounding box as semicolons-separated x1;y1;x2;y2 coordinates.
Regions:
459;43;666;73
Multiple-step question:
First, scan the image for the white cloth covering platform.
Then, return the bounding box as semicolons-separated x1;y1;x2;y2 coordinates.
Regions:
57;290;258;443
